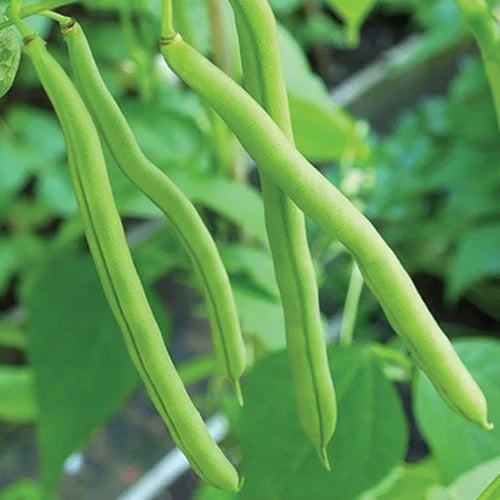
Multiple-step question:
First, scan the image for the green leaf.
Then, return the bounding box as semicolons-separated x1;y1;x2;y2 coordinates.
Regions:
427;456;500;500
447;224;500;301
173;171;267;243
479;469;500;500
27;250;170;491
0;238;18;295
0;16;21;99
279;26;371;163
0;366;36;423
219;244;279;298
235;345;407;499
415;338;500;483
360;459;443;499
289;93;370;164
0;321;27;349
0;480;55;500
5;107;66;165
232;281;285;351
269;0;303;15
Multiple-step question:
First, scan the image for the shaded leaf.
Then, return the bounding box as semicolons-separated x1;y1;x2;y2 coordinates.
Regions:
415;338;500;483
27;249;170;491
0;17;21;98
428;456;500;500
235;345;407;499
0;366;36;423
447;224;500;300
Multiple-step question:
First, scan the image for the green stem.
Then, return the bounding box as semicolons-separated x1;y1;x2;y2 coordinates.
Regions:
40;9;71;25
0;0;76;30
206;0;240;179
174;0;196;47
454;0;500;127
339;261;364;346
161;0;176;40
6;4;33;37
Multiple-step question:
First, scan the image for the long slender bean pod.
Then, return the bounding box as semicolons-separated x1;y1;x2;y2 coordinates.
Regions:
228;0;336;467
60;20;246;403
18;28;241;491
160;35;493;430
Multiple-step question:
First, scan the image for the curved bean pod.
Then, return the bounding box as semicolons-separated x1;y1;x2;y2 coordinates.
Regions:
228;0;336;467
61;20;246;403
23;33;242;491
160;35;492;430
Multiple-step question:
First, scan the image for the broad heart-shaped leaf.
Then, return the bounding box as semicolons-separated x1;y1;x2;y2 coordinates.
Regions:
447;224;500;301
415;338;500;484
26;249;170;492
0;17;21;99
427;456;500;500
233;345;407;499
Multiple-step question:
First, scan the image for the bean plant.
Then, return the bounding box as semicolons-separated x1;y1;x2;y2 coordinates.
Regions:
0;0;499;498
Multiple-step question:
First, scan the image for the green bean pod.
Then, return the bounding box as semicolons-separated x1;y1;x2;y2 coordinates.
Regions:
24;34;242;491
228;0;336;467
160;35;493;430
61;20;246;403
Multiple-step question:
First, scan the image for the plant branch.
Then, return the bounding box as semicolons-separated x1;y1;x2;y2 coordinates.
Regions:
160;0;175;40
339;262;364;346
0;0;77;30
455;0;500;127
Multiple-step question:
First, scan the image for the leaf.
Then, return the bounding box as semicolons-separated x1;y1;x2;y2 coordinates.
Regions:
5;106;67;165
427;456;500;500
360;459;443;499
289;94;370;164
232;281;286;351
415;338;500;483
0;366;36;423
26;249;170;491
0;237;18;295
219;244;279;298
172;171;267;243
279;26;371;163
447;224;500;301
235;345;407;499
0;321;27;349
0;16;21;99
269;0;303;15
0;480;55;500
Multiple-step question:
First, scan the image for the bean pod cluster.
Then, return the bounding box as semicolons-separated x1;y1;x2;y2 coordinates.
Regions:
7;0;493;492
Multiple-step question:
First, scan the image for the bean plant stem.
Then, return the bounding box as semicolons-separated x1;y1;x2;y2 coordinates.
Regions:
206;0;241;179
0;0;76;30
339;262;364;346
161;0;175;40
454;0;500;127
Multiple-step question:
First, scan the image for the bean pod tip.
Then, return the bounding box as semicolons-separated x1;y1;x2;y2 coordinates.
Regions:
233;379;244;407
319;445;331;472
482;420;494;431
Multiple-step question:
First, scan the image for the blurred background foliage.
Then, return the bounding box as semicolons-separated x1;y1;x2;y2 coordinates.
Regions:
0;0;499;498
